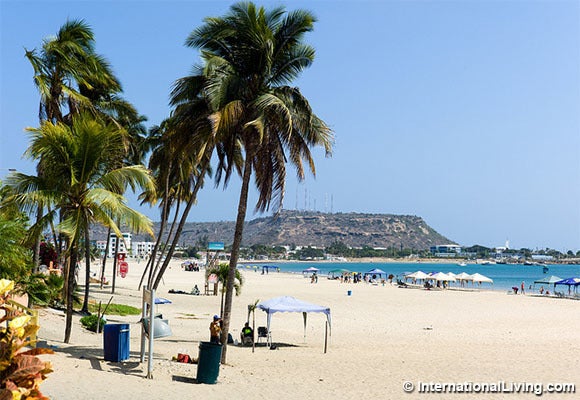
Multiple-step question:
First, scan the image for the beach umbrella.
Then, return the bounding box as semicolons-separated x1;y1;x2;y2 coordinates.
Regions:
469;273;493;284
405;271;428;280
302;267;319;273
429;272;456;282
455;272;473;281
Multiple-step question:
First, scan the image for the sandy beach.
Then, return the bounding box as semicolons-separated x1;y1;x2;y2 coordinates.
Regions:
35;259;579;399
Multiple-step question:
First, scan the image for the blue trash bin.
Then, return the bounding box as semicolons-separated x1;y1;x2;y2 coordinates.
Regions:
103;323;130;362
196;342;222;384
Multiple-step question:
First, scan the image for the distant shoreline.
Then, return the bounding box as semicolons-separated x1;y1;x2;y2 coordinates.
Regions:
236;257;580;265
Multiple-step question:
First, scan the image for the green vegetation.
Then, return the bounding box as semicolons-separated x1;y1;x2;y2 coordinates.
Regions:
240;244;287;260
80;314;107;333
290;246;325;260
206;263;244;318
88;303;140;316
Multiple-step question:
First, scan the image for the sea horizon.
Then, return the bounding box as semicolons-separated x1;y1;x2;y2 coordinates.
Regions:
237;260;580;293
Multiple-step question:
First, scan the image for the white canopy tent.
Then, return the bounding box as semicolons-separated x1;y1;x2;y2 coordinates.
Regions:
257;296;331;346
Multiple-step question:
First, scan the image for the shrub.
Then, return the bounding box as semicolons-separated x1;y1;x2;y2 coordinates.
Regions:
79;314;107;333
0;279;53;399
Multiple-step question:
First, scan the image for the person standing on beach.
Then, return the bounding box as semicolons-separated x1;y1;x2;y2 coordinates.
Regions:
210;315;222;344
520;281;525;295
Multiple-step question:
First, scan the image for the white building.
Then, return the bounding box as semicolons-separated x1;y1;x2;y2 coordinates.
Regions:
133;241;156;258
430;244;462;257
107;233;132;258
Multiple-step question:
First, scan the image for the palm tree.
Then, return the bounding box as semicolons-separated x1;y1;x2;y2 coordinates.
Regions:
184;2;333;362
25;19;137;300
25;19;122;125
145;78;217;291
206;263;244;318
5;113;155;343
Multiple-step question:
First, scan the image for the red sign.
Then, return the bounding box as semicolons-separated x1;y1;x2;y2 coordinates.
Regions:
117;253;126;262
119;261;129;278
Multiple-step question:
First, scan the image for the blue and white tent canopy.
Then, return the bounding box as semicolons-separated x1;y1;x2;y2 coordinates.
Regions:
364;268;387;277
555;277;580;286
257;296;331;344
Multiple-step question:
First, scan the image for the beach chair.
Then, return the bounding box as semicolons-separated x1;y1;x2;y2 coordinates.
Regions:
396;279;408;288
241;334;254;346
257;326;270;344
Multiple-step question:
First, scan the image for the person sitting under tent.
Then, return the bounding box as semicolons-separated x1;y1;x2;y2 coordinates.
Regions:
240;322;254;345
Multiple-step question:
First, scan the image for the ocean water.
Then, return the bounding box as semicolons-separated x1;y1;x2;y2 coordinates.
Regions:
239;261;580;293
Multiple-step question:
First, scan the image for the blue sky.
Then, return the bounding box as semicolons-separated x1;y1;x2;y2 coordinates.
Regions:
1;1;579;251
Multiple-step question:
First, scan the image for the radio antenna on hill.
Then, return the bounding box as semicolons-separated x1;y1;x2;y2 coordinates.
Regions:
295;188;298;210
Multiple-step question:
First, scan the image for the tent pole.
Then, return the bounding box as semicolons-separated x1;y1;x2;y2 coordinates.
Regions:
303;312;307;343
324;321;328;354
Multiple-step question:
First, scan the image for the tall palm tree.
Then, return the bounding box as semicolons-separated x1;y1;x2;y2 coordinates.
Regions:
184;2;333;362
25;19;122;125
26;19;148;308
5;113;155;343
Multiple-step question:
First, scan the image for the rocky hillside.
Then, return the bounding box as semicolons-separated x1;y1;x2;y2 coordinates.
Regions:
92;210;454;250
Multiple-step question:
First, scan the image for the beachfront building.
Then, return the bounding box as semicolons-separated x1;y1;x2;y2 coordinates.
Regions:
107;233;132;257
95;240;107;255
430;244;462;257
133;241;156;258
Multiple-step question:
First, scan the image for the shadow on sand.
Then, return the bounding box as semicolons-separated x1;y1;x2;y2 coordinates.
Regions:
37;340;147;378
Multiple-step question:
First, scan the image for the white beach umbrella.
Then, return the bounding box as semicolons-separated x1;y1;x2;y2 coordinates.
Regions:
405;271;429;280
469;273;493;284
455;272;473;281
429;272;456;282
446;272;457;279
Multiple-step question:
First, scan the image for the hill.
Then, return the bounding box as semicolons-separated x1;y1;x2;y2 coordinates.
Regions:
92;210;454;250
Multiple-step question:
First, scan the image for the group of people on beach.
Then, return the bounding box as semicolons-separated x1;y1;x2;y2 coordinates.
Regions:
209;315;255;346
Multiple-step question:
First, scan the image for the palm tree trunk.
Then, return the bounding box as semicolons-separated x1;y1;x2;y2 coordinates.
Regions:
220;283;225;317
149;201;179;288
64;243;78;343
32;204;42;272
100;227;111;289
81;226;91;313
144;162;173;289
152;168;208;290
111;229;119;294
221;156;252;363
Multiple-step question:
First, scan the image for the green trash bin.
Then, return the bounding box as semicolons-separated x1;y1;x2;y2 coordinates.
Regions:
196;342;222;384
